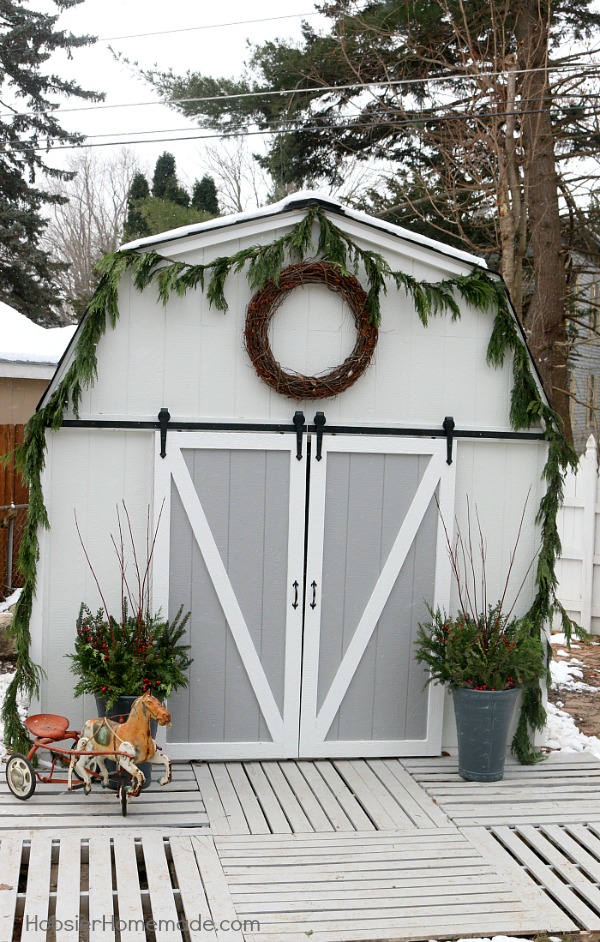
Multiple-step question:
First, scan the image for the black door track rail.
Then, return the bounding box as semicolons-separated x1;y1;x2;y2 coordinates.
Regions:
60;409;546;461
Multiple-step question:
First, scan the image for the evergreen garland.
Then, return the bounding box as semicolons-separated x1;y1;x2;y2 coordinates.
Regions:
1;205;577;761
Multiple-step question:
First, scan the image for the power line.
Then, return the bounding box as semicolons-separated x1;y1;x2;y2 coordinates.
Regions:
1;61;598;121
13;103;600;155
0;11;321;58
11;92;600;149
99;12;319;42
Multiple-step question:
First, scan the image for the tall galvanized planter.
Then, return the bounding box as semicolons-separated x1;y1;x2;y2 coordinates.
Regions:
452;686;519;782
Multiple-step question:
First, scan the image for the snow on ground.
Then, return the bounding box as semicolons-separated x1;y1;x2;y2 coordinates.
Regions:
550;655;598;691
0;668;29;760
546;699;600;759
0;587;21;614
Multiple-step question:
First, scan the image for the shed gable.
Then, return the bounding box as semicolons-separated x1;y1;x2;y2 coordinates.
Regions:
45;194;544;436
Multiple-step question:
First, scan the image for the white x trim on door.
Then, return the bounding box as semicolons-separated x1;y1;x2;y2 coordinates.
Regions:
299;436;455;757
153;431;305;759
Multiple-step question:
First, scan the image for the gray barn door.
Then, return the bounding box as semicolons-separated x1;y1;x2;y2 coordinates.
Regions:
154;432;454;760
153;432;305;759
299;436;453;757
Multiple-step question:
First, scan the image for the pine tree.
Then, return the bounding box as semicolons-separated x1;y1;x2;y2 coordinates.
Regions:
129;172;150;202
0;0;101;324
192;175;219;216
123;172;151;242
142;0;600;441
152;153;176;198
123;163;213;241
152;152;189;206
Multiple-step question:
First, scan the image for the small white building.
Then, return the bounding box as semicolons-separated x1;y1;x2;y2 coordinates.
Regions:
0;302;76;424
30;193;549;759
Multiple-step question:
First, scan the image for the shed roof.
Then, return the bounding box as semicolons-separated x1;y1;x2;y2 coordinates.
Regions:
121;190;487;270
0;302;76;379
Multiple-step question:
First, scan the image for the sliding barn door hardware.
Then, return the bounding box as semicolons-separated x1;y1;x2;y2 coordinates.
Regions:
293;411;305;460
443;416;455;465
314;412;326;461
158;407;171;458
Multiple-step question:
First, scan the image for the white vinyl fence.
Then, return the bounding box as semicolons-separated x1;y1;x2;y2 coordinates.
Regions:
555;436;600;635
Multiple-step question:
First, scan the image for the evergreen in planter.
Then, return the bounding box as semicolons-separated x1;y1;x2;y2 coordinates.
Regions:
415;499;546;781
69;602;192;708
67;503;192;787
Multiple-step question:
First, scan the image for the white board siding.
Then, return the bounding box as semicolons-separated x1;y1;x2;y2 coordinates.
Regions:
72;279;516;428
30;429;155;724
451;439;547;610
442;437;549;749
52;213;528;433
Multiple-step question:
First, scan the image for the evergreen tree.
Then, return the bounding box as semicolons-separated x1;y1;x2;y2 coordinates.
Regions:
192;175;219;215
142;0;600;440
152;151;189;206
152;152;177;198
0;0;101;324
123;164;213;241
129;172;150;202
123;172;151;242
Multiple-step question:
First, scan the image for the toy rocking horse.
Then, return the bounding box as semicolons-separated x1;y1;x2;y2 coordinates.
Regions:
67;691;172;799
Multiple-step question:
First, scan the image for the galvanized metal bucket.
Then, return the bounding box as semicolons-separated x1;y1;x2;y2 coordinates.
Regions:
452;686;520;782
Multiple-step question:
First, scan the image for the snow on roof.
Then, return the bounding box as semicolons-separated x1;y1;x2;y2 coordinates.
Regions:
121;190;487;270
0;301;76;365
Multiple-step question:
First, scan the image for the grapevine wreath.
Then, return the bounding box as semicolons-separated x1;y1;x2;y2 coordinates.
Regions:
244;259;378;399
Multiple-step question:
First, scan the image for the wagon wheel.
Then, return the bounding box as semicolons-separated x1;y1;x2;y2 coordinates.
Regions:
6;754;36;800
118;785;128;817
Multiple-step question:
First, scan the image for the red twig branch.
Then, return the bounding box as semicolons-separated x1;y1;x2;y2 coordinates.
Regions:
74;511;113;643
435;491;539;624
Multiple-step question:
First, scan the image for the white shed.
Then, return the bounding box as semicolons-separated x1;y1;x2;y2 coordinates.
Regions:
16;192;560;760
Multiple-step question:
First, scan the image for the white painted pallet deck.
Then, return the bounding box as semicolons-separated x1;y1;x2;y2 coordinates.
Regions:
403;751;600;825
7;754;600;938
0;829;241;942
488;822;600;930
0;761;209;829
215;827;576;941
0;827;576;942
195;758;448;833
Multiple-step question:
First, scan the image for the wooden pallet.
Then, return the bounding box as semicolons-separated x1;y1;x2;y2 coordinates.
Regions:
0;761;209;830
7;755;600;940
215;827;576;941
196;758;448;834
0;829;241;942
403;751;600;825
487;822;600;930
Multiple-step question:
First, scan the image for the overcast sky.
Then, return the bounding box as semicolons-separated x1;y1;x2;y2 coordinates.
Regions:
43;1;326;187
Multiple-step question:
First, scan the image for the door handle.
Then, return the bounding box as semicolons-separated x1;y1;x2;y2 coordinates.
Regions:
292;580;299;609
310;581;317;609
